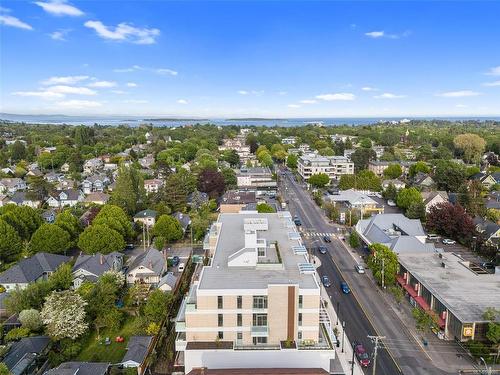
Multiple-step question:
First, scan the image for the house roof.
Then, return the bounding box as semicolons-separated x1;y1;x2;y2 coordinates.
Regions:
72;252;122;278
187;369;329;375
0;178;24;188
221;191;257;205
128;248;165;276
134;209;157;219
3;336;50;371
0;253;70;284
473;217;500;239
7;191;39;205
50;189;82;201
173;212;191;230
328;189;378;207
421;191;448;205
158;272;178;290
121;336;153;365
413;172;434;185
84;192;110;203
44;362;110;375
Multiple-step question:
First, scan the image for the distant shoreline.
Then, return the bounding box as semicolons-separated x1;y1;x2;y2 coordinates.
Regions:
226;118;286;121
143;118;210;122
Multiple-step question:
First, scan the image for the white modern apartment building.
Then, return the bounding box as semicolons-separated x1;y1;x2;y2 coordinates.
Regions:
176;212;336;373
298;154;354;181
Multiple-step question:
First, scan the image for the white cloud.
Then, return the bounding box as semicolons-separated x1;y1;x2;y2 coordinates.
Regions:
361;86;377;91
237;90;263;96
47;85;97;95
177;99;188;104
88;80;116;88
287;104;301;108
300;99;317;104
34;0;84;16
123;99;148;104
278;91;288;96
12;90;64;99
84;20;160;45
56;100;102;109
365;30;410;39
483;80;500;87
238;90;249;95
373;92;406;99
50;29;70;41
126;82;137;87
455;104;468;108
436;90;481;98
485;66;500;76
155;68;178;76
316;93;355;101
111;90;126;94
42;75;89;85
0;14;33;30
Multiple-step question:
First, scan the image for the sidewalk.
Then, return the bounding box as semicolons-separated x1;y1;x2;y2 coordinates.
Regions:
314;256;365;375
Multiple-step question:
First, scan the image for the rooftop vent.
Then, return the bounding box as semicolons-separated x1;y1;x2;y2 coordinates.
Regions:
298;263;315;274
293;245;307;255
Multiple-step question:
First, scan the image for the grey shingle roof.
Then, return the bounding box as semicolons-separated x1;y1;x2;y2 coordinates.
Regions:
72;252;123;277
0;253;70;284
44;362;110;375
158;272;178;290
134;209;157;219
3;336;50;371
128;249;165;276
122;336;153;365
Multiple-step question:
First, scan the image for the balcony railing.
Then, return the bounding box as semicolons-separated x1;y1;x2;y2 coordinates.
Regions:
251;326;269;337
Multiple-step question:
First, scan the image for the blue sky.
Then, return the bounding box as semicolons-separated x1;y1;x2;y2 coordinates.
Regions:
1;0;500;117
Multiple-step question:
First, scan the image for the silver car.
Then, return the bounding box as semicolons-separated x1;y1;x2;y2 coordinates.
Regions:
355;265;365;274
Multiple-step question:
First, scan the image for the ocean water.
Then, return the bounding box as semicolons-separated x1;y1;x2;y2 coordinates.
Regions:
1;113;499;127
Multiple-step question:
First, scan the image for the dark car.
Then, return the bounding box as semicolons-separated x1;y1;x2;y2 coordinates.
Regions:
340;281;350;294
321;275;331;287
318;245;327;254
293;216;302;226
171;256;180;267
323;236;331;243
354;342;371;367
125;243;135;250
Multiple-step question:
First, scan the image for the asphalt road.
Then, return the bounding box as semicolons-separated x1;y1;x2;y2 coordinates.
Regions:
279;170;458;375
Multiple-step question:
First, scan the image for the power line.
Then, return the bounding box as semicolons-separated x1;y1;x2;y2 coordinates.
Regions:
368;335;385;375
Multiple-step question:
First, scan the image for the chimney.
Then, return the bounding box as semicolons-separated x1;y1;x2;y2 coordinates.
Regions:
149;260;153;269
100;254;104;265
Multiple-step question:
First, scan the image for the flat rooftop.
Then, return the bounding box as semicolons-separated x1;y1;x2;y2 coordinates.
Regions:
398;252;500;323
198;212;318;291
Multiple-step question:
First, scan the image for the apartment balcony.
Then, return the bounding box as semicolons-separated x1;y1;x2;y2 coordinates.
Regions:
251;326;269;337
175;332;187;352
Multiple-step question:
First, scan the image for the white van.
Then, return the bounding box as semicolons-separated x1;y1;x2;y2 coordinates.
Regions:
427;234;440;241
178;263;185;272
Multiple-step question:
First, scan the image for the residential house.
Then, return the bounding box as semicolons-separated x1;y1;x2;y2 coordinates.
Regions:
83;158;104;174
60;162;70;173
82;174;109;194
83;191;110;205
72;252;123;288
139;154;155;169
382;179;406;190
469;173;497;190
103;162;118;172
485;192;500;210
187;191;209;209
343;149;355;160
4;191;41;208
298;154;354;181
0;178;26;194
0;253;70;291
44;171;61;183
144;179;164;194
368;160;415;177
45;362;110;375
134;209;158;227
421;191;449;213
372;146;385;159
281;136;297;145
220;191;257;213
158;272;179;292
46;189;84;208
173;212;191;233
55;177;75;190
26;168;43;178
126;248;166;285
121;336;154;375
41;209;56;223
327;189;384;215
473;217;500;246
3;336;51;375
413;172;435;190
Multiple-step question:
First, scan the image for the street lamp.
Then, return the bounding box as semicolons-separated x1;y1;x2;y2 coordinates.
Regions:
480;357;491;375
341;321;346;353
336;301;340;326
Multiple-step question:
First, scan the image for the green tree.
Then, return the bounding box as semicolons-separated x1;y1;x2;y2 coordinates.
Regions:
409;161;430;178
152;215;184;243
359;138;372;148
77;224;125;254
308;173;330;188
29;224;71;254
221;167;237;189
5;327;30;342
383;183;398;201
160;169;196;212
406;201;426;221
19;309;43;331
1;205;42;241
396;187;423;211
222;149;240;167
0;219;23;262
48;263;73;291
26;175;54;201
10;141;27;161
367;243;398;287
349;231;360;248
286;154;298;169
0;362;11;375
434;160;466;192
92;204;133;239
256;203;275;213
111;164;146;215
383;164;403;179
350;148;377;172
143;289;172;324
323;202;339;222
54;209;81;241
453;133;486;163
338;170;381;191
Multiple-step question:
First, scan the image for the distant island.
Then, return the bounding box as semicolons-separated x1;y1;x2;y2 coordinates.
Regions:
226;118;286;121
143;118;209;122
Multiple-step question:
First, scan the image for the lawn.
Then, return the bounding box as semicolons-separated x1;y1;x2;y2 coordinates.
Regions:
76;315;140;363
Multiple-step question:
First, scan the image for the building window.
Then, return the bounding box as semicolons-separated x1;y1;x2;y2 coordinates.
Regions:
253;337;268;345
237;332;243;344
252;314;267;327
218;314;223;327
237;295;242;309
237;313;242;327
258;247;265;257
298;295;303;309
298;313;303;326
253;295;268;309
218;331;224;340
298;331;303;340
218;296;223;309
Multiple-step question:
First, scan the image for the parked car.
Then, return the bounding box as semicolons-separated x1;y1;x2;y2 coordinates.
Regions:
427;234;440;241
323;235;331;243
125;243;135;250
293;216;302;226
353;341;371;367
340;281;350;294
318;245;327;254
442;238;456;245
321;275;331;287
355;265;365;274
178;263;185;272
387;200;396;207
171;256;180;267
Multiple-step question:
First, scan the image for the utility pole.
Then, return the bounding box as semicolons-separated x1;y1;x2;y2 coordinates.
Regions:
368;335;385;375
351;341;356;375
381;258;385;289
341;321;346;353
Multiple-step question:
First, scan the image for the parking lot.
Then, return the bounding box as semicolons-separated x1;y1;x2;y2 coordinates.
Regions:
370;196;404;214
426;237;487;263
